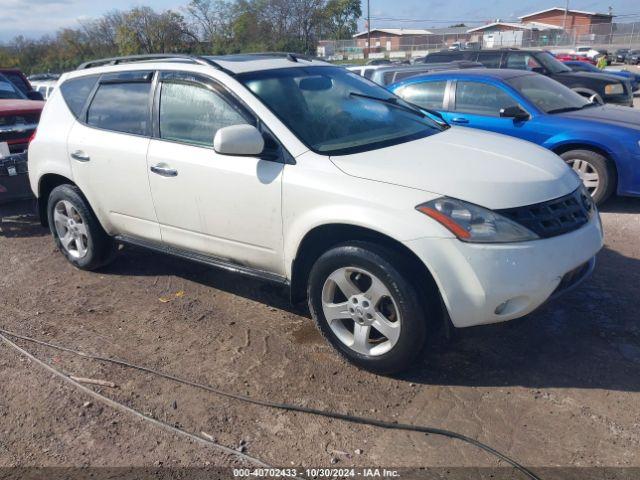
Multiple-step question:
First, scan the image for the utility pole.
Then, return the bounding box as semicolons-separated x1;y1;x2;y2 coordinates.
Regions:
367;0;371;57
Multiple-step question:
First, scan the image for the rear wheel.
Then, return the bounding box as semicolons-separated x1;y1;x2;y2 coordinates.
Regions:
560;149;615;205
308;242;430;374
47;184;116;270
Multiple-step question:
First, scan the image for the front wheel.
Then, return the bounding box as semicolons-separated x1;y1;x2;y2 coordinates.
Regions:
560;149;615;205
307;242;430;374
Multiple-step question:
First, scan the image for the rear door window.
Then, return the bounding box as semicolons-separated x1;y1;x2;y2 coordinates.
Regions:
396;81;448;109
87;81;151;136
476;52;503;68
454;81;518;116
60;75;99;118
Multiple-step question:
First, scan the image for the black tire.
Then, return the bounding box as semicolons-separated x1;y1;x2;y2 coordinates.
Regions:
560;149;615;205
46;184;116;270
307;241;430;374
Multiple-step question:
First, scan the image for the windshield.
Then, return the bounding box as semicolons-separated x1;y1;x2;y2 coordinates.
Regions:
535;52;572;74
237;66;444;155
508;74;590;113
0;74;26;100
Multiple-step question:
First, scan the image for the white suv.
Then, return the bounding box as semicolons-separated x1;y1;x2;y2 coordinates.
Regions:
29;53;603;373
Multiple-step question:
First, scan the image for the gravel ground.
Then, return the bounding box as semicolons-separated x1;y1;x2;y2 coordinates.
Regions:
1;144;640;475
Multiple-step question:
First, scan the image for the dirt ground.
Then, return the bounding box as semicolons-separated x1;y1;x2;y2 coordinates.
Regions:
2;112;640;477
1;193;639;477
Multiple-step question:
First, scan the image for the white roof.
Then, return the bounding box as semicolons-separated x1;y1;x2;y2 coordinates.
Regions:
205;54;332;74
353;28;432;38
467;21;563;33
519;7;612;19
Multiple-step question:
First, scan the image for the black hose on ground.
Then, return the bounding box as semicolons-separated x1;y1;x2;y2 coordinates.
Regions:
0;327;541;480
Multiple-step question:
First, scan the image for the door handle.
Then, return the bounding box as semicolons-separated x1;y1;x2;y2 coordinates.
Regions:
451;117;469;124
150;164;178;177
70;150;90;162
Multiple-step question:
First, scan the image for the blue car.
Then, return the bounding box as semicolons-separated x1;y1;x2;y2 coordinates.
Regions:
563;60;640;92
390;69;640;204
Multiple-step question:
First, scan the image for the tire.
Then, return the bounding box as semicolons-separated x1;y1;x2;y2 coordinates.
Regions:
307;241;430;374
560;149;615;205
47;184;116;270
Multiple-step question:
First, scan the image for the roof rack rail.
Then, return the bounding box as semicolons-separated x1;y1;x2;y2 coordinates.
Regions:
240;52;320;62
77;54;235;76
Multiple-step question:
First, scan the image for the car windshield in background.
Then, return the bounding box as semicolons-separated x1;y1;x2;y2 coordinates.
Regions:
508;74;591;113
0;75;26;100
238;66;444;155
535;52;572;74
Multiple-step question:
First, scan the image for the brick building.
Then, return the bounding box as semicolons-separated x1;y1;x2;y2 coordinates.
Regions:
519;7;613;36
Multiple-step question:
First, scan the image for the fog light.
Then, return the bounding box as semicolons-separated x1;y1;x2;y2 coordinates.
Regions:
494;296;530;317
494;301;509;315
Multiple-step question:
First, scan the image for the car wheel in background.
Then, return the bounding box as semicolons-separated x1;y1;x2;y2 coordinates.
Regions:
560;149;615;205
47;184;116;270
308;242;430;374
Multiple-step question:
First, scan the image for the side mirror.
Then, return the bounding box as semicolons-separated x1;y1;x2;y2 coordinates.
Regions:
213;124;265;156
26;90;44;101
500;105;530;121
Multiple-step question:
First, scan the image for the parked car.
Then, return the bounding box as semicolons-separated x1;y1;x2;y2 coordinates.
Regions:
574;46;600;59
420;49;634;106
390;68;640;204
30;79;58;100
615;48;630;63
555;53;596;65
563;61;640;92
626;50;640;65
0;68;44;100
349;61;483;86
29;53;603;373
0;73;44;153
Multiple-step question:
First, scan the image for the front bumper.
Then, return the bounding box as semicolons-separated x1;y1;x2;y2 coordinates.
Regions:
404;215;604;328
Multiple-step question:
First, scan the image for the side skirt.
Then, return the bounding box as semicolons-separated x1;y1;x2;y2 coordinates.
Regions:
115;234;289;286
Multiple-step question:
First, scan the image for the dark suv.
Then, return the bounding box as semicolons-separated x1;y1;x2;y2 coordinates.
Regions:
419;49;634;107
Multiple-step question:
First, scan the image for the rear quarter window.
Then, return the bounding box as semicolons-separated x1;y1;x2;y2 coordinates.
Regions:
60;75;99;118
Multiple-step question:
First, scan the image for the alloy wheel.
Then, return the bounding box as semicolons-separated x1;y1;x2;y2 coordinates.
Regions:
53;200;89;259
321;266;401;356
567;158;600;197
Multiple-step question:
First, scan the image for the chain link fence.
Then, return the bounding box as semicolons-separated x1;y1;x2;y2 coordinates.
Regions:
318;21;640;61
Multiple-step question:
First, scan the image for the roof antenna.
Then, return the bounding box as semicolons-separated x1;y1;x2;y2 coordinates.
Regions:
286;53;298;62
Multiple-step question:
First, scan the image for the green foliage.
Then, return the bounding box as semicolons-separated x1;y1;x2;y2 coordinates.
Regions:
0;0;361;74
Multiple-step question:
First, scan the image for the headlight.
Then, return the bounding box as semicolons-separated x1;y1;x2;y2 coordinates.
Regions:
604;83;624;95
416;197;539;243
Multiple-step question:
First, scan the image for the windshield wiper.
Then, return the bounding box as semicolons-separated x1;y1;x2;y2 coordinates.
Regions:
349;92;426;118
548;102;600;114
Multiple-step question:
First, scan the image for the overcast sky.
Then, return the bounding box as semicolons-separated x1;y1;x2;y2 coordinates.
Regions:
1;0;638;41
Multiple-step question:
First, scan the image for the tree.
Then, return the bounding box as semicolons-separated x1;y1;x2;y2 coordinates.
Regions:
324;0;361;40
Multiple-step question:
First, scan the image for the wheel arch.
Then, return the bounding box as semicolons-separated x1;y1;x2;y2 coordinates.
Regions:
289;223;444;320
37;173;77;227
551;142;619;189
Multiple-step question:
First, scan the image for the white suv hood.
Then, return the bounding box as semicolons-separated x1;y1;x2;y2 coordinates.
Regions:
330;127;580;210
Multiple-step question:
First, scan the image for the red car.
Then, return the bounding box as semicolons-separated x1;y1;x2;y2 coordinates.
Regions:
0;72;44;153
0;68;43;100
554;53;596;65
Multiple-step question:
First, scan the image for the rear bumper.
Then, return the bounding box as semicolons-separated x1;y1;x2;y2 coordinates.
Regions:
404;214;604;328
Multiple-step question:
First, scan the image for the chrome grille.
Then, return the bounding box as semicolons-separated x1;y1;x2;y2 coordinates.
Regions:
497;188;593;239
